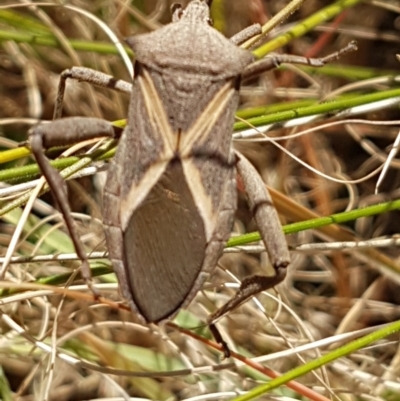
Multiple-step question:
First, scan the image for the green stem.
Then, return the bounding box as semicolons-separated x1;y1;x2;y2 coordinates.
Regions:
253;0;364;58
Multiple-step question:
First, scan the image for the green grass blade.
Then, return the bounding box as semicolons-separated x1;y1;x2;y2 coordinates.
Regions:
253;0;364;58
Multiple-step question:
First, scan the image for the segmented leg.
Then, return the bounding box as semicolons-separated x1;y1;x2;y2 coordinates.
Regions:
208;152;289;325
242;41;357;80
53;67;132;119
29;118;119;290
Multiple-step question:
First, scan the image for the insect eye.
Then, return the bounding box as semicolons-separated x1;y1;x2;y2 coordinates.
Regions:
207;18;213;26
171;3;183;21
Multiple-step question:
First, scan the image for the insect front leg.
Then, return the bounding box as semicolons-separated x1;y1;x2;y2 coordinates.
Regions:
53;67;132;119
208;151;290;324
242;41;357;80
29;117;119;290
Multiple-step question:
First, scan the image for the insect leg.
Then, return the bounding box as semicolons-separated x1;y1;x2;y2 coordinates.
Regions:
242;41;357;80
53;67;132;119
29;118;119;291
208;152;289;323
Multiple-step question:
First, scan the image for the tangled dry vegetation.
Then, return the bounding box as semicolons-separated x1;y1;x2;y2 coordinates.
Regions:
1;0;400;400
